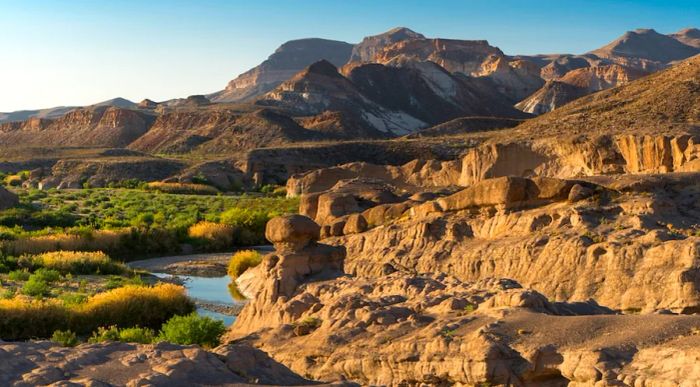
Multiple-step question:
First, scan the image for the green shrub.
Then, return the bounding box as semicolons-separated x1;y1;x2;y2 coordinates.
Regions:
88;325;120;343
21;277;50;298
158;313;225;348
89;325;155;344
51;329;79;347
59;292;88;306
0;288;15;299
117;326;155;344
227;250;262;279
8;269;30;281
32;268;61;283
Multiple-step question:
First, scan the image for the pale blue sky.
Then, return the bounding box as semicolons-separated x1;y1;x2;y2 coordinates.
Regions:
1;0;698;111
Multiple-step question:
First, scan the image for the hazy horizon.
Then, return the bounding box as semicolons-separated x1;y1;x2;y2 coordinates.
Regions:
1;0;698;112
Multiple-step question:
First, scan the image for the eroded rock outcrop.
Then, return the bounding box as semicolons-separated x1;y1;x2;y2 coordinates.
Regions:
325;173;700;313
231;215;345;334
0;341;348;386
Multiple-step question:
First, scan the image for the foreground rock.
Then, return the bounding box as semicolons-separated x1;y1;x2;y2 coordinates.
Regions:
227;215;700;385
0;341;352;386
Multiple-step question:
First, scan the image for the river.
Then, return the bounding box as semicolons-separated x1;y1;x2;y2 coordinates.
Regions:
128;247;272;326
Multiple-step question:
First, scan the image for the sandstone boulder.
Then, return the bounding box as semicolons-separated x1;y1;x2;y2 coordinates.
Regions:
343;214;368;235
438;176;530;211
265;215;320;251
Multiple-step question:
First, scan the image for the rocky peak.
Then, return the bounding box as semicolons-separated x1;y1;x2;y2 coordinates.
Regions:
300;59;343;79
349;26;426;63
211;38;353;103
670;27;700;48
138;99;158;109
590;27;700;64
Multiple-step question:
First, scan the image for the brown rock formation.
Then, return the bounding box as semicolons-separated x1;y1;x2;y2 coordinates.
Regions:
0;341;349;386
231;215;345;334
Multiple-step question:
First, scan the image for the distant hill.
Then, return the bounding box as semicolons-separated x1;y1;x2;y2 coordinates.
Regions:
0;98;136;124
515;54;700;137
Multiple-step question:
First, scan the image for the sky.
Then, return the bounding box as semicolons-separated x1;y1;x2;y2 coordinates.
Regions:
1;0;699;112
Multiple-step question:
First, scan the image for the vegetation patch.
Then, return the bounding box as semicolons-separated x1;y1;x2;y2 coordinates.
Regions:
227;250;263;279
0;283;194;340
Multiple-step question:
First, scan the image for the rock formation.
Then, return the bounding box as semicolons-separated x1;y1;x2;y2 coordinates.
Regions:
0;341;353;386
225;178;700;385
231;214;345;333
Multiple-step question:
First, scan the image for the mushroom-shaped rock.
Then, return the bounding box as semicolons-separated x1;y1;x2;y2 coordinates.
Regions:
265;215;320;251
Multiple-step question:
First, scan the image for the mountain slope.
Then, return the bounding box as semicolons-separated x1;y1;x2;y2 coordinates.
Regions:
516;54;700;137
0;106;155;147
210;38;353;103
516;64;648;114
256;59;528;137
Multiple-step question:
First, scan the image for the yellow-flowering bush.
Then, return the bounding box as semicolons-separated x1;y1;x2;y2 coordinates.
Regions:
21;251;126;275
0;283;194;340
227;250;262;279
1;229;125;256
187;221;234;250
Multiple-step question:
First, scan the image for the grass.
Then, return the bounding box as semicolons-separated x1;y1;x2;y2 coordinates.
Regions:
227;250;262;279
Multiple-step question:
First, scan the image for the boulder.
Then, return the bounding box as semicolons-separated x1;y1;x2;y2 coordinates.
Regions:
438;176;530;211
265;215;320;251
343;214;368;235
315;193;360;224
568;183;595;202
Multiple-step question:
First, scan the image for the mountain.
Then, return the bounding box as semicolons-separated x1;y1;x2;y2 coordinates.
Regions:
128;108;321;154
472;55;544;101
516;54;700;137
255;59;528;137
346;29;504;76
0;105;155;148
0;97;136;124
516;64;648;114
348;27;426;63
210;38;354;103
518;28;700;115
0;106;76;124
670;27;700;48
589;28;700;70
538;54;605;80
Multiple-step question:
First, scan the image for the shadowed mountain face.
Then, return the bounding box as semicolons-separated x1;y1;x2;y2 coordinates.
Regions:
209;38;354;103
255;59;529;136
